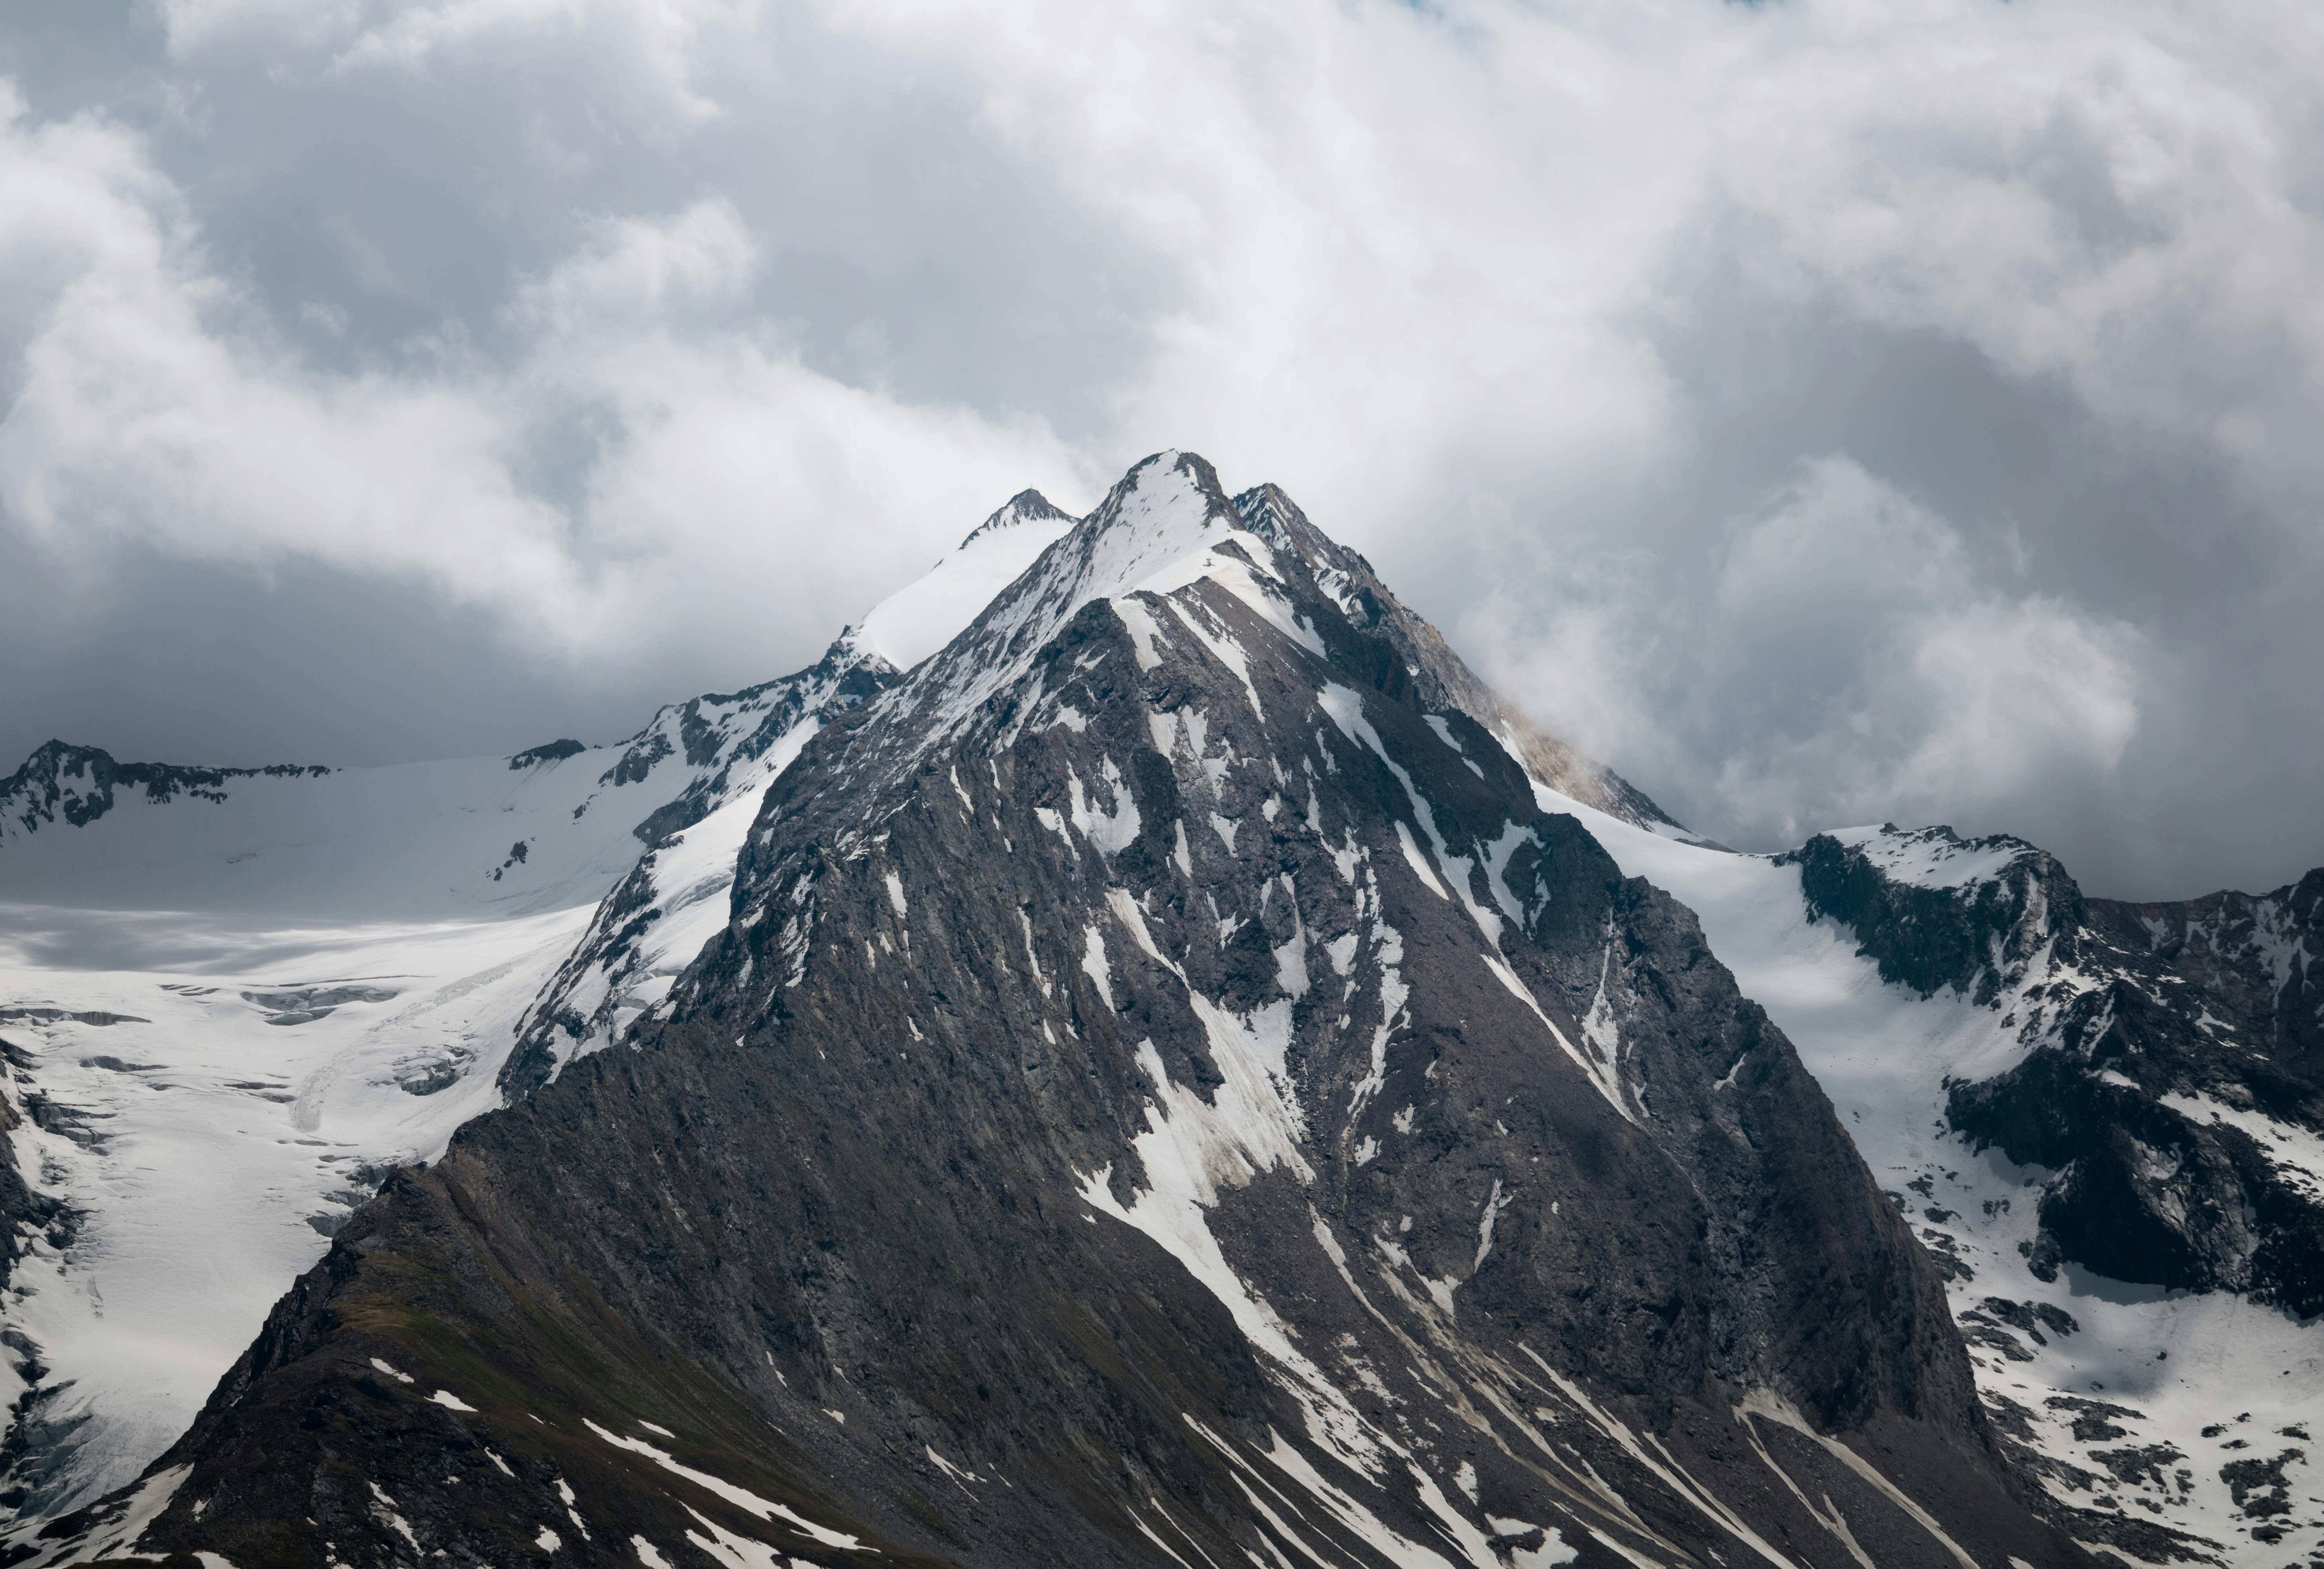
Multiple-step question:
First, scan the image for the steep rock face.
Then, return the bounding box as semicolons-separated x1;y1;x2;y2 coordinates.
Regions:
618;633;897;850
2088;873;2324;1088
1224;484;1693;840
0;1036;73;1516
1786;827;2090;1007
495;487;1083;1102
497;632;896;1100
37;454;2087;1569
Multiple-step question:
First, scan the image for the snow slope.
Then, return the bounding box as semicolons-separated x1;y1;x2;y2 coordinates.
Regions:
0;899;594;1516
1530;790;2324;1569
853;488;1078;672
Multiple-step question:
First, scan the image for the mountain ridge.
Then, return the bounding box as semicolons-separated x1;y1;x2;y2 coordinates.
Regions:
12;451;2087;1569
0;452;2314;1567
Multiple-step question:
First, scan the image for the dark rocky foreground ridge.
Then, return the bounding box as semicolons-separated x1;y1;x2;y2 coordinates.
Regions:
25;454;2091;1569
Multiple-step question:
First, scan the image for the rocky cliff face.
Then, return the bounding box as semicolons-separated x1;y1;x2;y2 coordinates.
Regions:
496;631;897;1101
27;454;2085;1569
2088;873;2324;1089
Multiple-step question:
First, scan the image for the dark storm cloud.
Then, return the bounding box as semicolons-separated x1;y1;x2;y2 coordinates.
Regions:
0;0;2317;899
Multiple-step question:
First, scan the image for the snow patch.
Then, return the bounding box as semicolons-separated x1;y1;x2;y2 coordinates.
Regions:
585;1422;868;1553
1081;926;1115;1010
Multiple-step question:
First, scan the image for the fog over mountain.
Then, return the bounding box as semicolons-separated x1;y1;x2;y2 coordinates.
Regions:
2;1;2319;894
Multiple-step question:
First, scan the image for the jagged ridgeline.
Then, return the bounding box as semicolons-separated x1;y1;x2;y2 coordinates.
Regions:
23;454;2089;1568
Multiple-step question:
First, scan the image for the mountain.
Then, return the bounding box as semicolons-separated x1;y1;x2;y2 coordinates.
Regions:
0;450;2313;1569
490;487;1081;1104
0;452;2082;1569
2088;874;2324;1088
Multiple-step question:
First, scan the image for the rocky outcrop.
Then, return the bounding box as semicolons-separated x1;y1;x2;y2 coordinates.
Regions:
0;743;330;834
2090;871;2324;1088
1784;826;2087;1005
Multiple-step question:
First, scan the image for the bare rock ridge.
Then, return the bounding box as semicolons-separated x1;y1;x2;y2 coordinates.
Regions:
19;451;2091;1569
2089;872;2324;1088
496;630;899;1100
0;743;331;835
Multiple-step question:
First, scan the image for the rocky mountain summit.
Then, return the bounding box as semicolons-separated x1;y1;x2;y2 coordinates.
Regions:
0;452;2314;1569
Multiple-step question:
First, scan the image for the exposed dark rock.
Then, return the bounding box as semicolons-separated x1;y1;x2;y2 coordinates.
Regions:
0;1039;67;1294
599;730;673;788
625;633;897;848
499;636;900;1101
2091;869;2324;1087
2218;1449;2304;1518
0;1010;148;1028
0;742;328;834
2090;1446;2181;1489
510;739;588;770
1781;826;2084;1006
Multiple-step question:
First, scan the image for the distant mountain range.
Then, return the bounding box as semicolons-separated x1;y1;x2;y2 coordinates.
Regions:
1;451;2315;1569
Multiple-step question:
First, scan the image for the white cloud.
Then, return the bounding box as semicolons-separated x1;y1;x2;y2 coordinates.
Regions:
4;0;2320;888
0;91;1083;673
1707;0;2324;521
1470;457;2145;849
1901;595;2140;803
509;197;760;335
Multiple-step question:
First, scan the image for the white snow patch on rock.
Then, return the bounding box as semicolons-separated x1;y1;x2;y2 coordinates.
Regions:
585;1421;868;1552
1081;926;1115;1010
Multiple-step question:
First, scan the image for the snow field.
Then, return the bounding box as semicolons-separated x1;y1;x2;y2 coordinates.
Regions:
0;899;594;1515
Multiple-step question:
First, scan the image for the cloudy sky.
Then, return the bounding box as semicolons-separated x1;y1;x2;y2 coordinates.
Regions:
1;0;2318;899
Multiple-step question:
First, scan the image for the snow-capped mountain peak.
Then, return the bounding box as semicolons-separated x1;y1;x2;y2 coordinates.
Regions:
10;451;2317;1569
15;450;2092;1569
852;487;1080;673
